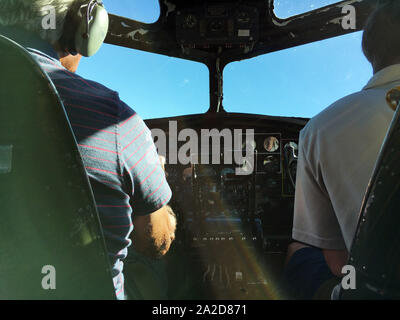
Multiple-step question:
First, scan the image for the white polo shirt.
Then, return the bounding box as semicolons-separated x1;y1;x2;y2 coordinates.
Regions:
293;64;398;251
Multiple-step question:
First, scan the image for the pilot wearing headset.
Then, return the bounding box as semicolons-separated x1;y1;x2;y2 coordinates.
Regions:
0;0;176;300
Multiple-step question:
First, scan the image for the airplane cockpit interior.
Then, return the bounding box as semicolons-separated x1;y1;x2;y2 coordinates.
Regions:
1;0;400;302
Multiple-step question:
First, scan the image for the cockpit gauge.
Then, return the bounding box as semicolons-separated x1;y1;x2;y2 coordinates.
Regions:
209;20;224;32
242;139;256;151
184;14;198;29
239;158;254;175
262;155;280;173
237;11;251;24
176;5;259;47
264;136;279;153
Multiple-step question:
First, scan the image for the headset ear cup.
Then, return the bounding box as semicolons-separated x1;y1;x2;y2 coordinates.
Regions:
74;3;109;57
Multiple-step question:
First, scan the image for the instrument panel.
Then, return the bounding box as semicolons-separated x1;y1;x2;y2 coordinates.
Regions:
164;132;299;239
176;3;259;48
145;113;307;299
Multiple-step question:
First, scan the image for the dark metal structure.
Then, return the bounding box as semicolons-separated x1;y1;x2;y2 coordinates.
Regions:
105;0;378;112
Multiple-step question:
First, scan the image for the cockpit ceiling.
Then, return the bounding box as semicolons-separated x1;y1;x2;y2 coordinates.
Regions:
104;0;379;65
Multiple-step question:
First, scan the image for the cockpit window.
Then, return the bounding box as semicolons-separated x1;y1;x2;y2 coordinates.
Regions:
102;0;160;23
79;1;210;120
79;1;371;120
273;0;342;19
224;31;372;118
78;47;209;119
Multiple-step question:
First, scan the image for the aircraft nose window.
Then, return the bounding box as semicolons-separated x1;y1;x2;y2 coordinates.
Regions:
102;0;160;23
224;30;371;118
274;0;342;19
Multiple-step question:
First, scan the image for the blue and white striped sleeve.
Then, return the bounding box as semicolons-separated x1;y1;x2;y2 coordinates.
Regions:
117;100;172;216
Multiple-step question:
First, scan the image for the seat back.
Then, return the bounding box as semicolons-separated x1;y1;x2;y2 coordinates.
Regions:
340;87;400;299
0;35;115;299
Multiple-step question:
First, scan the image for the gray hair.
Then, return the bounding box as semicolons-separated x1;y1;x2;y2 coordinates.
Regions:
0;0;76;45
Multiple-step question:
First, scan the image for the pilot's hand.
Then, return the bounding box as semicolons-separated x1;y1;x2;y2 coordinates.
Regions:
152;205;177;257
132;205;177;259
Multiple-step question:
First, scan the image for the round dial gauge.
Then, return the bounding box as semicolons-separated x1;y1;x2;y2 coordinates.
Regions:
263;155;280;173
238;158;254;175
237;12;250;24
264;136;279;153
185;14;198;28
210;20;224;32
242;139;256;151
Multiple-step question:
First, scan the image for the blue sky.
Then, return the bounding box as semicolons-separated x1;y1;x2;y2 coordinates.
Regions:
77;0;373;120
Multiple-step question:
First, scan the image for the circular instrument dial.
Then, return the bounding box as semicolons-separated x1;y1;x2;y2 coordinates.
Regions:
262;155;280;173
184;14;198;28
264;136;279;153
242;139;256;151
